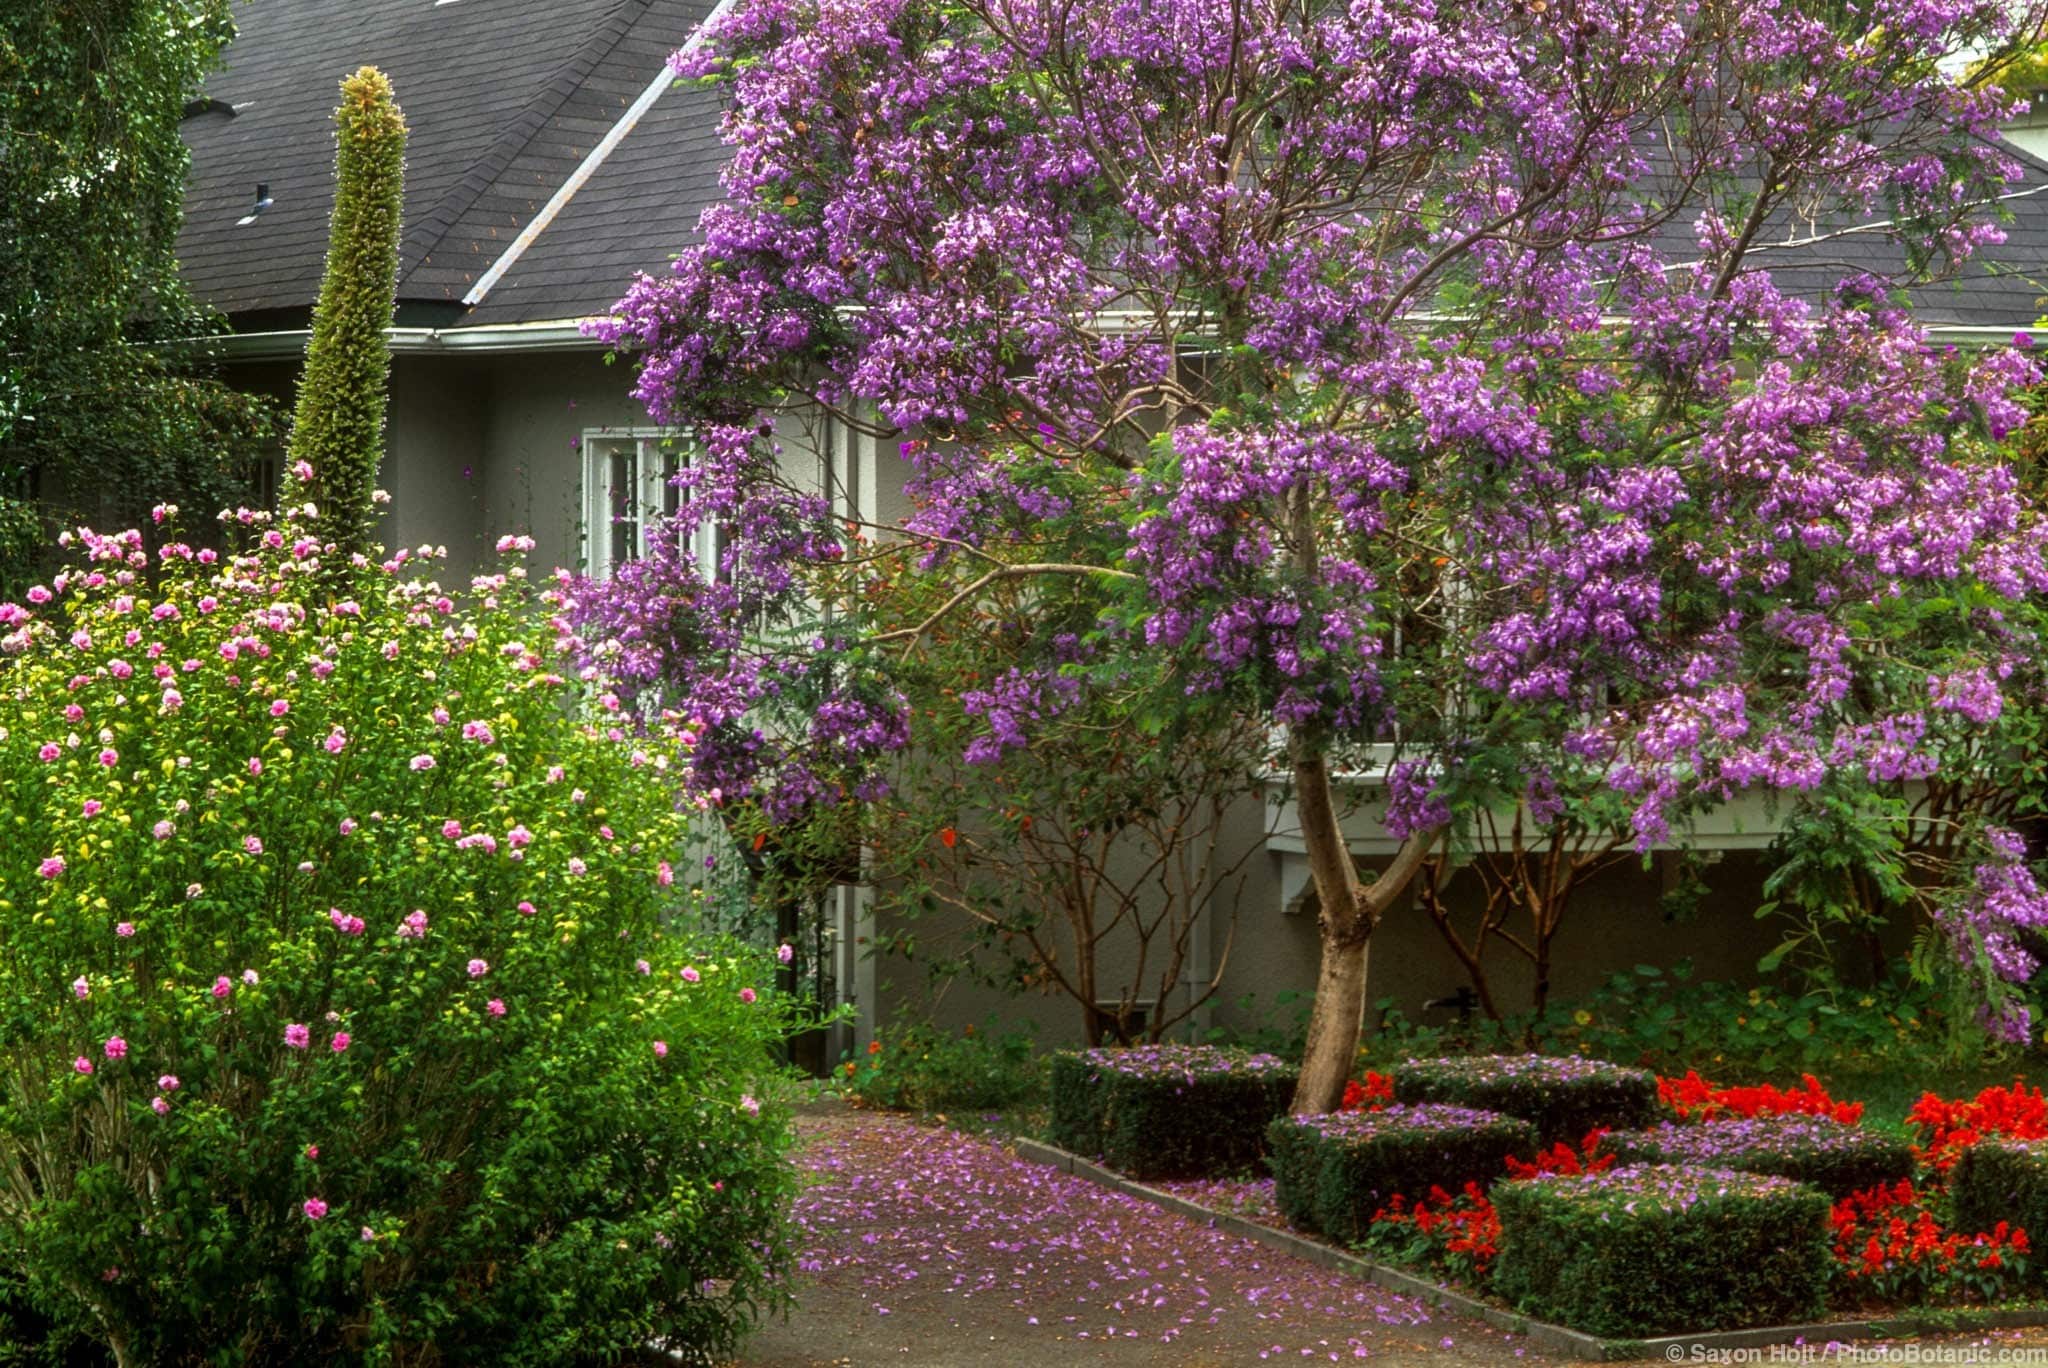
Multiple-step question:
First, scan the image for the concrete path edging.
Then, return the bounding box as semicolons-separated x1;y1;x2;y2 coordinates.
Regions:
1009;1135;2048;1362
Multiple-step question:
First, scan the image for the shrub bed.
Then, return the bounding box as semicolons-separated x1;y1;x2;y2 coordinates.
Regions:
1392;1055;1657;1142
1266;1105;1535;1244
1048;1044;1295;1179
1601;1116;1914;1197
1492;1164;1833;1337
0;516;799;1363
1951;1138;2048;1244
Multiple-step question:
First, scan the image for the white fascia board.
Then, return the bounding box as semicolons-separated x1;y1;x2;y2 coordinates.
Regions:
175;319;612;361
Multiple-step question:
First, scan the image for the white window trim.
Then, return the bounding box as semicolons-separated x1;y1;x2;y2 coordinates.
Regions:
580;428;719;581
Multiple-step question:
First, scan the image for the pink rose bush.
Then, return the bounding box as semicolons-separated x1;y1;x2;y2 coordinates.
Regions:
0;506;797;1362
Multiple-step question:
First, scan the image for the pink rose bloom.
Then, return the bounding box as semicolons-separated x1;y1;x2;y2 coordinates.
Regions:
507;825;533;849
467;959;488;978
103;1037;126;1060
740;1094;760;1116
158;1074;179;1091
441;819;463;840
681;967;700;984
97;748;117;767
37;743;59;762
248;757;262;777
270;700;289;717
409;754;435;771
283;1024;310;1049
635;959;651;975
211;976;232;999
338;817;357;835
566;858;587;877
657;861;674;887
38;857;64;879
777;943;794;965
73;1057;93;1075
153;820;174;840
81;800;101;818
115;922;134;938
486;998;506;1017
71;977;89;999
330;1032;351;1053
243;835;263;855
516;900;535;916
324;728;347;753
242;969;259;986
151;1096;170;1116
303;1198;328;1220
739;988;757;1005
652;1041;668;1059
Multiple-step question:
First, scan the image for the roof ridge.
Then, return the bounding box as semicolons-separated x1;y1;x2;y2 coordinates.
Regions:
397;0;650;290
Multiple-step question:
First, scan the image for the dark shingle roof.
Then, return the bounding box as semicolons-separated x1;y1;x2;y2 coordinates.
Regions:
180;1;2048;334
177;0;725;324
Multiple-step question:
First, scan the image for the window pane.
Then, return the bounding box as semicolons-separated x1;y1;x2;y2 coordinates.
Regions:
610;449;638;568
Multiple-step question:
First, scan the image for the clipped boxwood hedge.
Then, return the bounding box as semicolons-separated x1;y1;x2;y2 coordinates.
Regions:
1266;1105;1536;1244
1392;1055;1657;1143
1952;1138;2048;1239
1492;1164;1832;1337
1047;1044;1297;1180
1600;1116;1913;1197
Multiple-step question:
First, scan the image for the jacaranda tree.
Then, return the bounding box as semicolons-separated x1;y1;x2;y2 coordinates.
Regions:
566;0;2048;1108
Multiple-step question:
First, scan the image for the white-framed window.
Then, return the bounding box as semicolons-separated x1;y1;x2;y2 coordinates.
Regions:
580;429;723;581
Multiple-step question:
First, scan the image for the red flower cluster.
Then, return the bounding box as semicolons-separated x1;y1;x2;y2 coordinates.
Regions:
1906;1081;2048;1172
1657;1070;1863;1124
1339;1072;1394;1111
1829;1181;2029;1305
1503;1130;1613;1180
1370;1182;1500;1279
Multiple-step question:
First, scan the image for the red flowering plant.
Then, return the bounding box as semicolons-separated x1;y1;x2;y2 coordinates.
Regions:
1829;1181;2031;1306
1907;1081;2048;1172
1339;1073;1394;1111
1658;1071;1864;1125
1503;1130;1614;1180
1362;1182;1502;1285
1352;1122;1611;1283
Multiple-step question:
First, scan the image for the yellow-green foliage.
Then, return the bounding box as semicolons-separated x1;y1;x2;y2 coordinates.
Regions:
288;67;405;554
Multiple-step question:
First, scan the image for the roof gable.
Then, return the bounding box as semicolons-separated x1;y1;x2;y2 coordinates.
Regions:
177;0;726;323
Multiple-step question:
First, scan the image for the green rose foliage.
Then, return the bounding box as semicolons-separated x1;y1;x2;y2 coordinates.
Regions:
0;508;799;1365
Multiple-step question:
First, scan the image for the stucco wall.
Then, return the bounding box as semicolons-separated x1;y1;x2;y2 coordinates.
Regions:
873;800;1851;1053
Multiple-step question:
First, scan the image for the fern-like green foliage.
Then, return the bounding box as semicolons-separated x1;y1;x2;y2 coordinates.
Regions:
288;66;406;555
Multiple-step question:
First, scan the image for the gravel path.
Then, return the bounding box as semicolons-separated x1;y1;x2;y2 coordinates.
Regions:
734;1105;1544;1366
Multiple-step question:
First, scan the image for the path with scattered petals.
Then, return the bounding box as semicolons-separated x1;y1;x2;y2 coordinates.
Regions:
734;1103;1545;1366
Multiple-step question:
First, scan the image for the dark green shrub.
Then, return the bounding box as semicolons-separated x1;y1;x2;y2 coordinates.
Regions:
0;519;799;1364
1047;1044;1296;1180
1602;1116;1913;1197
1392;1054;1657;1142
1952;1138;2048;1240
1492;1165;1832;1337
288;67;405;554
1265;1105;1536;1243
842;1016;1043;1112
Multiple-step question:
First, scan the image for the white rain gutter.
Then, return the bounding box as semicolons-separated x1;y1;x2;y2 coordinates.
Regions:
459;0;747;308
175;319;611;360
